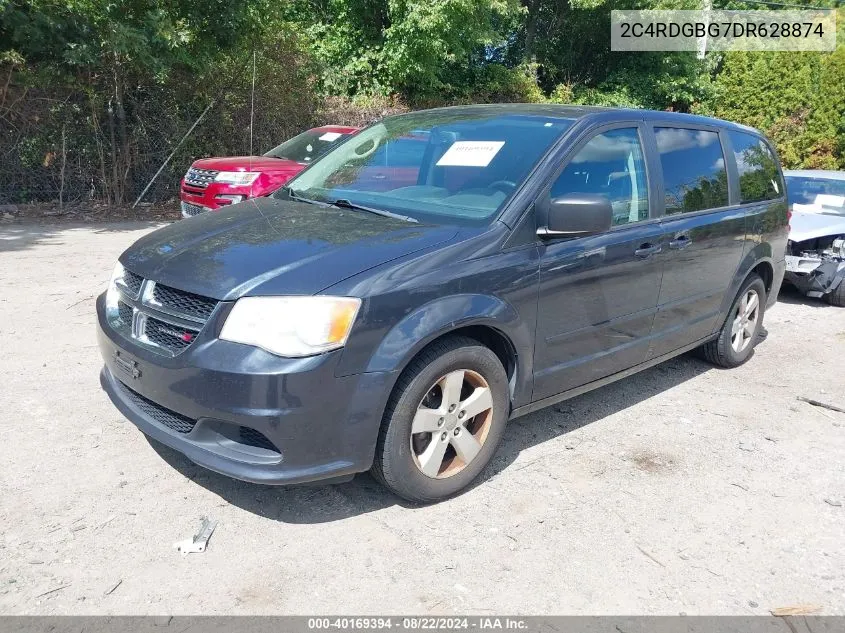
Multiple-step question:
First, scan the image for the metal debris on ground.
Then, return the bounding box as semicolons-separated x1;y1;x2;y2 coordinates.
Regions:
35;584;70;599
104;579;123;596
797;396;845;414
96;515;116;530
174;517;218;556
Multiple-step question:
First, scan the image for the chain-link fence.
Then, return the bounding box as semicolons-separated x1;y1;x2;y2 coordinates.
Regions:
0;60;406;209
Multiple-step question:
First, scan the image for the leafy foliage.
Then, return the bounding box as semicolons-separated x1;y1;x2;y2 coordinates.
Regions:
699;8;845;170
0;0;843;205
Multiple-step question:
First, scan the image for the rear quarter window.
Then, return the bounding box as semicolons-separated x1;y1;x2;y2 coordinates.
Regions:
655;127;729;215
728;131;783;203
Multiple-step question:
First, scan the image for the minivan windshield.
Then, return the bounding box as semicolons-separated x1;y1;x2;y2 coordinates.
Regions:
264;129;353;163
786;176;845;215
281;110;573;225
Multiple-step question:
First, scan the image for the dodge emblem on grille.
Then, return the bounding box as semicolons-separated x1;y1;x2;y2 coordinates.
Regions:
159;326;194;342
114;351;141;379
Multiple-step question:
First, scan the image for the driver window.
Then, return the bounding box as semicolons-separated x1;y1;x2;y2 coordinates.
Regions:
551;128;649;226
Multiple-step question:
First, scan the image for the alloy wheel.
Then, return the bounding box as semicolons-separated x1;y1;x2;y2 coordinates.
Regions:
410;369;494;479
730;288;760;353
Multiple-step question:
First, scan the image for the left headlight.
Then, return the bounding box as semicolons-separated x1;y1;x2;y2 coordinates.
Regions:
214;171;260;186
105;261;125;310
220;296;362;357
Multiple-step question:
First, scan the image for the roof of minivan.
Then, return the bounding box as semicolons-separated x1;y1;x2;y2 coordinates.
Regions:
407;103;761;134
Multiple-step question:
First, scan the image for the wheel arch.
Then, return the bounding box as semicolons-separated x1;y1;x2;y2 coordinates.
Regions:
751;260;774;295
365;294;534;409
715;245;777;336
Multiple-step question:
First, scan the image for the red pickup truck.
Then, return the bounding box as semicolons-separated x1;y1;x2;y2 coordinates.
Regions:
179;125;358;217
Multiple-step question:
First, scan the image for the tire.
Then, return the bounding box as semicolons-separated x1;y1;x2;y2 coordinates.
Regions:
699;273;766;368
372;336;509;503
826;281;845;307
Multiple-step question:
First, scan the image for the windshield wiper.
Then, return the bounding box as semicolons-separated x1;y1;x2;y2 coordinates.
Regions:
330;198;418;223
285;187;330;207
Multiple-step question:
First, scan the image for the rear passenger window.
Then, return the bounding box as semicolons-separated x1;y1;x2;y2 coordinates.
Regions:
728;131;783;203
655;127;729;215
551;128;649;226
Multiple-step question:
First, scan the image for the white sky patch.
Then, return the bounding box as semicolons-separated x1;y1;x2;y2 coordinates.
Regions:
573;134;638;163
319;132;343;142
816;194;845;208
655;128;718;154
436;141;505;167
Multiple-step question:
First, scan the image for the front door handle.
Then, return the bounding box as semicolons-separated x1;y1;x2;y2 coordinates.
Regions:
634;243;662;258
669;235;692;250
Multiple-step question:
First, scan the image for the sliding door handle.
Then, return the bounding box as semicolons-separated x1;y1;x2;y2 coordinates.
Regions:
669;235;692;250
634;243;662;258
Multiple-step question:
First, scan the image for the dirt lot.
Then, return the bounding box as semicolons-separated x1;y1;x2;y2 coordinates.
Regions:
1;220;844;615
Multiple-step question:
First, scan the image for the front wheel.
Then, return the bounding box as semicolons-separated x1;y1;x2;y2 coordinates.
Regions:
826;281;845;307
372;336;509;503
699;273;766;368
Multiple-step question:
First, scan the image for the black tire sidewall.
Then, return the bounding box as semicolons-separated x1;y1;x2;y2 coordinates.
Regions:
826;281;845;307
379;341;509;502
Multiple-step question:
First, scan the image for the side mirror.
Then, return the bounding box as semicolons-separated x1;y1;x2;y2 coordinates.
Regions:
538;193;613;238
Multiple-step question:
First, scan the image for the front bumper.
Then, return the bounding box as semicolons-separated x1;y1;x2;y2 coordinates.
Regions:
784;257;845;298
180;201;211;218
179;179;251;214
96;295;396;485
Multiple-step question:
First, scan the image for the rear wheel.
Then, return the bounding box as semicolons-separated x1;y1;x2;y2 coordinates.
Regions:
699;274;766;368
826;281;845;307
372;336;509;503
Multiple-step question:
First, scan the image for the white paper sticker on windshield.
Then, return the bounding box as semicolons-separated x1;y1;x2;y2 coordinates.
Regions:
319;132;343;142
436;141;505;167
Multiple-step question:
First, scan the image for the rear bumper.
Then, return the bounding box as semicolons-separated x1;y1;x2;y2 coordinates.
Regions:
97;295;396;485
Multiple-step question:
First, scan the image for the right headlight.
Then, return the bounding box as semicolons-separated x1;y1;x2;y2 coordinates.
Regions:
105;261;125;311
219;296;361;357
214;171;260;186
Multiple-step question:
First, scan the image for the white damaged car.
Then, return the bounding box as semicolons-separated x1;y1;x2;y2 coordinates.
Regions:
784;170;845;306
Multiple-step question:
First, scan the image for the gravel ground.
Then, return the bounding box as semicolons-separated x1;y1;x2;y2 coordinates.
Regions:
1;221;844;616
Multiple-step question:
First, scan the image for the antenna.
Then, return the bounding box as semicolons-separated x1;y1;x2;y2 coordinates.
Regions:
249;48;256;157
697;0;713;59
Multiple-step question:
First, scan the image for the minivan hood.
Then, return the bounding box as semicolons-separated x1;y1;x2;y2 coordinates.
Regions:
120;198;458;300
192;155;303;173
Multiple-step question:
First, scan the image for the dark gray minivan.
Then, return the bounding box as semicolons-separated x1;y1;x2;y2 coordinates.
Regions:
97;105;788;502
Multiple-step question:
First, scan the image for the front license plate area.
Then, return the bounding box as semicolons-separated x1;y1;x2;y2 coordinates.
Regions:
114;350;142;380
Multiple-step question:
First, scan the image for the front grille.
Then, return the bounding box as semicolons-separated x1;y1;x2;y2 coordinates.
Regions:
121;270;143;297
184;168;218;189
117;301;133;325
153;284;217;321
239;426;279;453
144;316;198;352
180;201;207;217
107;268;218;356
116;380;196;434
